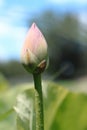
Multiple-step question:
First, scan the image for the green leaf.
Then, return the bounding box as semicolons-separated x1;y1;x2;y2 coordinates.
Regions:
14;88;36;130
43;82;68;130
14;82;87;130
44;82;87;130
0;108;14;121
0;73;9;92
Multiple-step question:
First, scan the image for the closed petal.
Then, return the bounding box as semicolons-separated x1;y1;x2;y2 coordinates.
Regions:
21;49;39;65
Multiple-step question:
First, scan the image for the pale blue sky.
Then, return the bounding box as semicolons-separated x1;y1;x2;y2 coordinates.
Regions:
0;0;87;62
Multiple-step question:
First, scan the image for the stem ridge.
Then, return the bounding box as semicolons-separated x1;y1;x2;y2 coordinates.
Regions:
33;74;44;130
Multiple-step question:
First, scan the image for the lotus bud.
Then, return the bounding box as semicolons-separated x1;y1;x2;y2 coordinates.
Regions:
21;23;49;74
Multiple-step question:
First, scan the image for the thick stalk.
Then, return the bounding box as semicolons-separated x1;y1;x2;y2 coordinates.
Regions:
33;74;44;130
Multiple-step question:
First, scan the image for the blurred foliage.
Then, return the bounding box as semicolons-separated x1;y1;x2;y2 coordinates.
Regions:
29;11;81;48
0;61;29;81
1;79;87;130
0;73;9;92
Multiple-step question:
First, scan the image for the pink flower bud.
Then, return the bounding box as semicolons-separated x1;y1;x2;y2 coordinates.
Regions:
21;23;48;73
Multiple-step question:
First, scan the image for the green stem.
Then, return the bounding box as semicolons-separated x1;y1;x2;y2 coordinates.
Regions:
33;74;44;130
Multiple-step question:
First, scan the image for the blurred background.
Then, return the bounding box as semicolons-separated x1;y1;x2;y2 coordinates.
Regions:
0;0;87;85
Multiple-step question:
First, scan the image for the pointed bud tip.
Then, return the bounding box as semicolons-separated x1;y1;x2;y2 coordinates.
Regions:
31;22;37;30
32;22;36;27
